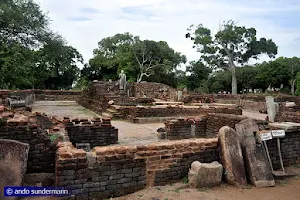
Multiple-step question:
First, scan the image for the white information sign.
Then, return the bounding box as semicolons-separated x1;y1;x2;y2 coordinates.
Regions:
260;132;273;141
271;130;285;138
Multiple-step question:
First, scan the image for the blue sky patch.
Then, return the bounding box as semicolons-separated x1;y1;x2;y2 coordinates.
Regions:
261;10;300;29
80;7;103;14
121;6;153;18
68;16;91;21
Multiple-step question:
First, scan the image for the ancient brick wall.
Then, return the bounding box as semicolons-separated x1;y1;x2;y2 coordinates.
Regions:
77;98;107;115
55;138;218;199
56;143;146;199
183;94;267;111
34;90;81;101
165;114;268;139
205;114;250;138
165;118;207;140
129;106;242;119
183;94;300;112
0;117;57;173
266;130;300;169
133;82;177;101
0;89;81;105
0;90;35;106
78;81;178;114
205;113;268;138
275;112;300;123
66;118;118;148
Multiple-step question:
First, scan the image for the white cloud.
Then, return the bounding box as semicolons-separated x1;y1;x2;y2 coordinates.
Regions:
36;0;300;69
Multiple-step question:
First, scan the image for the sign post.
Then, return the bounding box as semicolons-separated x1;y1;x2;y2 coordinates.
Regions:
271;130;286;172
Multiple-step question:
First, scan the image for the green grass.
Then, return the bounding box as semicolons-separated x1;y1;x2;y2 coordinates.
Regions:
172;189;180;193
49;133;63;143
182;176;189;184
277;179;289;186
244;185;254;189
293;164;300;168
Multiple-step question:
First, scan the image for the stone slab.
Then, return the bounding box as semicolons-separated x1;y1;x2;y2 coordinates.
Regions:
266;96;276;122
218;126;247;187
0;139;29;199
235;119;275;188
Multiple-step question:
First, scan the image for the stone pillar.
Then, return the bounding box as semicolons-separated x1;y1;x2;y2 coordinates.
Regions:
178;91;183;101
265;96;277;122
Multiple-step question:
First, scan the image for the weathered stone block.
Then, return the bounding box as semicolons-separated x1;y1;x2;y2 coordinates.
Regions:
188;161;222;188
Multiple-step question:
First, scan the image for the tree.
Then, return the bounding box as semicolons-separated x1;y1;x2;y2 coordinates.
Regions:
0;43;37;89
256;61;290;91
0;0;83;89
0;0;49;47
132;38;186;83
207;70;231;93
185;61;211;91
86;33;186;85
186;20;278;94
36;34;83;89
275;57;300;95
86;33;134;81
235;66;260;92
295;72;300;96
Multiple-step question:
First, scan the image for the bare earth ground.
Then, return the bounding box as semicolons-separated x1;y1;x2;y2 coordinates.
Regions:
32;101;163;146
111;174;300;200
242;109;267;121
32;101;99;120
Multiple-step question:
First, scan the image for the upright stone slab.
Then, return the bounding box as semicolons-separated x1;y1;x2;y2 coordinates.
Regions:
0;139;29;199
235;119;275;188
218;126;247;187
266;96;276;122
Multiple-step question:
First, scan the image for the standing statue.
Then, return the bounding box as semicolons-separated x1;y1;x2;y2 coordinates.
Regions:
119;70;126;90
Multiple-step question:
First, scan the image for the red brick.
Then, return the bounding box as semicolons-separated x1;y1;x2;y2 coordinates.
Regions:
115;146;127;154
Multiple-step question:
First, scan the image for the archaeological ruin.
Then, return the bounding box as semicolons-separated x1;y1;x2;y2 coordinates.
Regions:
1;82;300;199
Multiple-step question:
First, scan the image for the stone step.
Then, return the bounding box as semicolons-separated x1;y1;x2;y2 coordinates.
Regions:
106;108;117;113
102;112;123;119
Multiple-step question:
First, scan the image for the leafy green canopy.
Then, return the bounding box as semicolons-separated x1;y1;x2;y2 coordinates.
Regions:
83;32;186;87
0;0;83;89
186;20;278;94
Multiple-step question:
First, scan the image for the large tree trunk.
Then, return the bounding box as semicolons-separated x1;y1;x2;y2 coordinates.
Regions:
137;73;143;83
291;79;296;96
231;66;237;95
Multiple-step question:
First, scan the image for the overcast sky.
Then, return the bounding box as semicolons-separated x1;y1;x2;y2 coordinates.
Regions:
36;0;300;67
